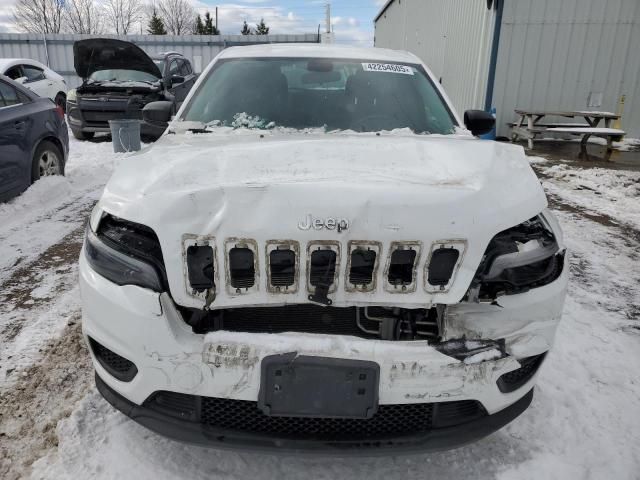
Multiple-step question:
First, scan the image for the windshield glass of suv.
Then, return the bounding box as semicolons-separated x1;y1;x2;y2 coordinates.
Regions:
153;60;165;75
181;58;457;134
89;69;159;83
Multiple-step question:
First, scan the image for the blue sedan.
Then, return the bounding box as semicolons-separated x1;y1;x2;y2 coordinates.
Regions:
0;74;69;202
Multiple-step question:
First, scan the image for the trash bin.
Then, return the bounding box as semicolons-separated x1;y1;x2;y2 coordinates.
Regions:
479;107;497;140
109;119;141;153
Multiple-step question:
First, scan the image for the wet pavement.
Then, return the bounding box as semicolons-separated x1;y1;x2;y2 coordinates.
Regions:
513;139;640;171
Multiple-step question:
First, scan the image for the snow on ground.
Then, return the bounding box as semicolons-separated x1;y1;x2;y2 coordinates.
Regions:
0;137;116;284
531;160;640;230
540;136;640;152
1;132;639;479
0;135;117;388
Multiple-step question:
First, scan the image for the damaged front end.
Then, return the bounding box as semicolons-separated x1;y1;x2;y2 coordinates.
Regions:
80;131;568;452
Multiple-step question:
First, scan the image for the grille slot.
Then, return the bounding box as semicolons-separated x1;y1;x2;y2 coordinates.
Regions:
269;249;296;287
89;337;138;382
144;392;487;441
388;248;417;286
186;245;214;292
229;247;255;289
427;248;460;286
349;249;377;286
309;249;337;287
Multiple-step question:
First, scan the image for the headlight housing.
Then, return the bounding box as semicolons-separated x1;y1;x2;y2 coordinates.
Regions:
84;214;167;292
468;215;565;301
67;88;77;102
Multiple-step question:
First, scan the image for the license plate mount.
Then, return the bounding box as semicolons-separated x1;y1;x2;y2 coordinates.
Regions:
258;353;379;419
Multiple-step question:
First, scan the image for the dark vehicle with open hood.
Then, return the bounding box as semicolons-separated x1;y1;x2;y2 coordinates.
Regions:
66;38;196;141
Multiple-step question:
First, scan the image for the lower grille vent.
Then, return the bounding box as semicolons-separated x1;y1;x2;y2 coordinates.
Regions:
144;392;486;441
180;304;440;341
89;337;138;382
497;353;546;393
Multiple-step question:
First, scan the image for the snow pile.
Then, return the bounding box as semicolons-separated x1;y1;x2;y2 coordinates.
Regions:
0;135;118;284
527;156;549;165
540;164;640;229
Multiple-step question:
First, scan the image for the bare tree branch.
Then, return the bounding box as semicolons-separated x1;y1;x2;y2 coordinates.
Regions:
104;0;142;35
13;0;65;34
64;0;104;34
156;0;194;35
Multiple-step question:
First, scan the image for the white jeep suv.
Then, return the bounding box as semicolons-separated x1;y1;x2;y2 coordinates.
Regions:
80;44;567;454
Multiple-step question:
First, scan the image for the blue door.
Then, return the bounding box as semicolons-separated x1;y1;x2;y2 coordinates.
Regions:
0;80;30;201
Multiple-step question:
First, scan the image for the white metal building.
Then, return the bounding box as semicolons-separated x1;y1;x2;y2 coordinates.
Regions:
374;0;640;138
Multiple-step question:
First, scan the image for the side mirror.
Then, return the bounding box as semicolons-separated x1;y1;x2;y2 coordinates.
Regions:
170;75;184;86
464;110;495;136
15;76;28;84
142;101;173;125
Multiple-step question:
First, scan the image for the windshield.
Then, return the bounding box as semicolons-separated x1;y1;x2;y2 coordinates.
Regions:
153;60;165;75
89;69;159;83
181;58;457;134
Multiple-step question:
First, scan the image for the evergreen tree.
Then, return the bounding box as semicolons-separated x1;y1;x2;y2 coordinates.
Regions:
255;18;269;35
194;13;204;34
147;8;167;35
240;20;252;35
203;11;218;34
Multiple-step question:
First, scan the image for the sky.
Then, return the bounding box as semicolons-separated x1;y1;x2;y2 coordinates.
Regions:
0;0;388;46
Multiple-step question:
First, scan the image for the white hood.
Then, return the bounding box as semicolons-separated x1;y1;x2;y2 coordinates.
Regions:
97;130;547;308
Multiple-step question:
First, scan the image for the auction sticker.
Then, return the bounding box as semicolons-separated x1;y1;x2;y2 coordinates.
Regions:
362;63;414;75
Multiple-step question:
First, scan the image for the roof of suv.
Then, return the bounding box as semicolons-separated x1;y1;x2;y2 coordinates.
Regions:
218;44;421;63
151;52;185;61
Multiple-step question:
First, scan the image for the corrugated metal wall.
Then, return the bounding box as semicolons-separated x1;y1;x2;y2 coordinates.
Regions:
493;0;640;137
0;33;320;88
375;0;496;117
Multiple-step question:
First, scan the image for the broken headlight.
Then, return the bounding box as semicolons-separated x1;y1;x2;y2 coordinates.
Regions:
84;214;167;292
468;215;564;301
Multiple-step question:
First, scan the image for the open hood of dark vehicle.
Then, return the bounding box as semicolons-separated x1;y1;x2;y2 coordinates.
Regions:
73;38;162;80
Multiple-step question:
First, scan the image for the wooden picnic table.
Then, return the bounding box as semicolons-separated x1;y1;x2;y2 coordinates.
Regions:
510;110;624;156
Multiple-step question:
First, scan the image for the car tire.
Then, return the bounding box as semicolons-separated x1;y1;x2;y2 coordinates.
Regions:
54;93;66;112
71;129;95;141
31;140;65;183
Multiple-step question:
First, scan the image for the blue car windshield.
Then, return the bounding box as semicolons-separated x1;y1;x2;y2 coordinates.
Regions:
181;57;457;134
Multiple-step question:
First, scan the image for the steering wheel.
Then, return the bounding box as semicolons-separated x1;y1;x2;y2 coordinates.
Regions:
350;113;397;132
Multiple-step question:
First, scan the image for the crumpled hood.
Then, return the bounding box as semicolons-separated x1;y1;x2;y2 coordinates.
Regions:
74;38;162;80
97;131;547;308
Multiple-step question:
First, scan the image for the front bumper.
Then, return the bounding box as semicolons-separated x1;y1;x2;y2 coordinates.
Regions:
96;372;533;455
67;101;166;138
80;249;567;451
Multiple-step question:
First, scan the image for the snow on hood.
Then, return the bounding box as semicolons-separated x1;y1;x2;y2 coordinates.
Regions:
97;130;547;307
73;38;162;80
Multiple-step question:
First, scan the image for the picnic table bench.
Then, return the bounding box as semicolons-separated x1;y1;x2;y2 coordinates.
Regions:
510;110;625;159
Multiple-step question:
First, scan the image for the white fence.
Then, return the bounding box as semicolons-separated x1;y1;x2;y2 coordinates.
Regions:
0;33;321;88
